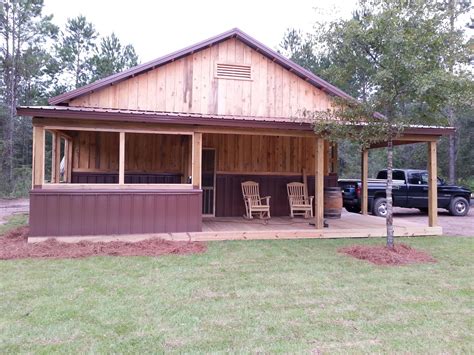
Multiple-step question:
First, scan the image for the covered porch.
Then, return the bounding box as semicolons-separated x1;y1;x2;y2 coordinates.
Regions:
19;106;448;241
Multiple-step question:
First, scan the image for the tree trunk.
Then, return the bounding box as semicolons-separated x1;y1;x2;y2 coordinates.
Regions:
448;131;458;184
386;136;394;249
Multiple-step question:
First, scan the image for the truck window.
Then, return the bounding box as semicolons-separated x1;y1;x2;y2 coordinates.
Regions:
408;172;422;184
393;171;406;181
376;170;405;181
420;173;428;184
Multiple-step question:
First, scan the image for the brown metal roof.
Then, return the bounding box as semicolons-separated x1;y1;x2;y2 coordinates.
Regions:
17;105;455;136
49;28;355;105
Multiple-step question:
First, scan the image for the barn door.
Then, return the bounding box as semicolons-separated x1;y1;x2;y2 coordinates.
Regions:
202;149;216;216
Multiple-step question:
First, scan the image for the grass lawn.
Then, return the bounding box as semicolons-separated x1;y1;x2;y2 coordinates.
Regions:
0;220;472;353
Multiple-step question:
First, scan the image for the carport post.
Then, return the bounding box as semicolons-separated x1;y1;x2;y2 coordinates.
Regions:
428;140;438;227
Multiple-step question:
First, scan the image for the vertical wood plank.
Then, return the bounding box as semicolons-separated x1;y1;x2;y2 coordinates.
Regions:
428;141;438;227
51;132;57;183
361;149;369;215
67;139;73;183
314;137;324;229
32;125;45;187
119;132;125;184
192;132;203;188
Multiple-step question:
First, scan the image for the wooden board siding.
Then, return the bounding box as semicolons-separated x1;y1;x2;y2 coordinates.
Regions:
214;174;336;217
203;133;319;174
72;131;190;175
71;131;331;177
69;38;331;118
29;189;202;237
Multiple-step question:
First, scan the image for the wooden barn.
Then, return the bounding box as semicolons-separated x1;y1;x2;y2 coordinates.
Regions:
18;28;451;242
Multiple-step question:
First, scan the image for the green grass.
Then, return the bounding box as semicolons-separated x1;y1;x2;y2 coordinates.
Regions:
0;214;28;235
0;234;472;353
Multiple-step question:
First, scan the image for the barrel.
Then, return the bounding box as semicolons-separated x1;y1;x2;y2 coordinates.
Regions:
324;187;343;219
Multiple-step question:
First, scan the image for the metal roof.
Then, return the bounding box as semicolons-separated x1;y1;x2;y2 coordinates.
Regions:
17;105;455;136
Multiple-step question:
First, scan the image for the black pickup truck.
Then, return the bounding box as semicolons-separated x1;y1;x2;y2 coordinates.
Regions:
339;169;471;217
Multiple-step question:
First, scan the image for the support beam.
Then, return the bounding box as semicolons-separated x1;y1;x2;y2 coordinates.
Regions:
192;132;202;189
51;132;57;183
119;132;125;185
331;143;339;174
361;149;369;215
428;140;438;227
314;137;324;229
324;140;330;175
65;139;73;183
32;126;45;187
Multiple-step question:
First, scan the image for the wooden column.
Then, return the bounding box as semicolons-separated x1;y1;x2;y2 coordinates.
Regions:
64;139;73;183
51;132;57;183
119;132;125;185
361;149;369;215
331;143;339;174
428;140;438;227
324;140;330;175
314;137;324;229
192;132;202;188
32;126;45;187
55;133;61;182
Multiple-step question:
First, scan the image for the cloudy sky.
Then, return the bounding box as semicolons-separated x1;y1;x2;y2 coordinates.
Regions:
43;0;357;62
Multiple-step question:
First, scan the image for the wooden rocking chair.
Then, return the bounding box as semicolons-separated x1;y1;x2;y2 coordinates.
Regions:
287;182;314;218
241;181;271;219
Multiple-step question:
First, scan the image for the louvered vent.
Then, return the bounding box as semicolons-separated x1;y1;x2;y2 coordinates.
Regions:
215;63;252;80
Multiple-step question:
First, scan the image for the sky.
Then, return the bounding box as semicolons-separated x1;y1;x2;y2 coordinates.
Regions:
43;0;357;62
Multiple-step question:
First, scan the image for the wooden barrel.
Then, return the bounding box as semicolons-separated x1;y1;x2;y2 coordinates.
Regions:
324;187;343;219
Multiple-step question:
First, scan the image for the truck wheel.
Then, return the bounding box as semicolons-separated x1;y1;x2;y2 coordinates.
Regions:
373;198;388;217
449;197;469;216
346;206;361;213
418;208;428;214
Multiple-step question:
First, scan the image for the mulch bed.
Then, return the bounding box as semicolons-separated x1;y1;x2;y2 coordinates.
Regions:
0;227;207;260
338;243;436;266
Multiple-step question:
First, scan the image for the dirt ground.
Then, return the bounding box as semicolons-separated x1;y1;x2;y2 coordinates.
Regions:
0;226;206;260
339;243;436;265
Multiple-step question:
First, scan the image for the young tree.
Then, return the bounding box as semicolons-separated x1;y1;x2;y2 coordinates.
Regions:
90;33;138;81
0;0;57;194
303;0;473;248
55;15;97;89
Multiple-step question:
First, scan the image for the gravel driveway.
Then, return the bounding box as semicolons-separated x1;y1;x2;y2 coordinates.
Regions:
393;206;474;237
0;198;29;225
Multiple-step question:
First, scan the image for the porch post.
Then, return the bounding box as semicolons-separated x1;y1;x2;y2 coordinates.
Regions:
361;149;369;215
192;132;202;189
428;140;438;227
314;137;324;229
119;132;125;185
51;131;57;183
32;125;45;188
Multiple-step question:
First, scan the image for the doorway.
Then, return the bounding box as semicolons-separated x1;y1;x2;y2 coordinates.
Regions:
202;148;216;216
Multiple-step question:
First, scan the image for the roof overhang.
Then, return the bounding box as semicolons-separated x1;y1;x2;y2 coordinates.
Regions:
18;106;455;138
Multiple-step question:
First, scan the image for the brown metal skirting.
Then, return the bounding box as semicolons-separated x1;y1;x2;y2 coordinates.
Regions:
29;188;202;237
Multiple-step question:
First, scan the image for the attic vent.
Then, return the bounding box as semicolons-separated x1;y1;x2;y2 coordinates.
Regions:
215;63;252;80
